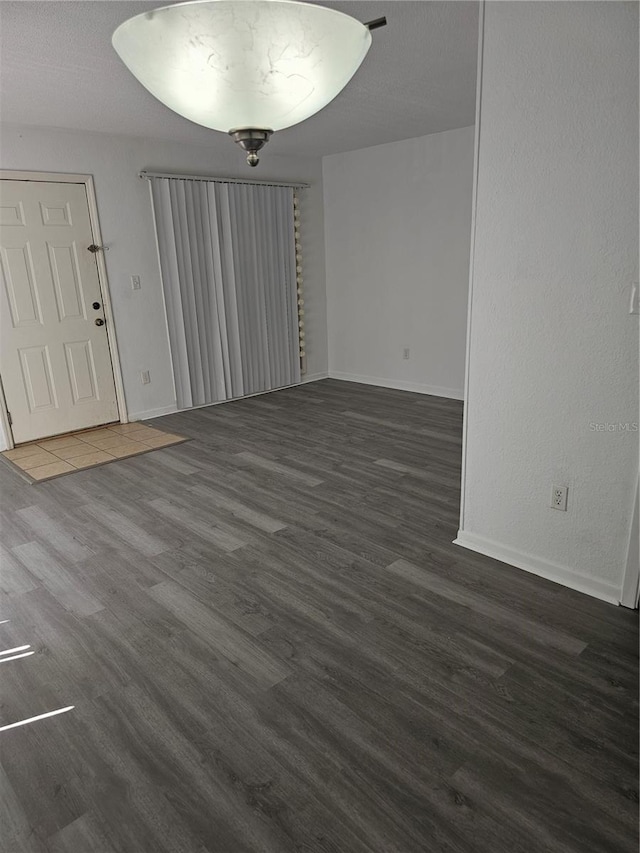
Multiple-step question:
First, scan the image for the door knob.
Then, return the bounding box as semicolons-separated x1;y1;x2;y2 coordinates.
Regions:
95;318;105;326
92;301;101;310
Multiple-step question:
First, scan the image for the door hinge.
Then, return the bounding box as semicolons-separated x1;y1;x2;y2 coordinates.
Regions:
7;411;12;426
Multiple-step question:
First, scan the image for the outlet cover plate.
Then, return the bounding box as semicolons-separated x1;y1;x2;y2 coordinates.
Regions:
551;484;568;511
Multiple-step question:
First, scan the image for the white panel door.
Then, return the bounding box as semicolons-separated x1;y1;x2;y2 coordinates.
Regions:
0;180;119;443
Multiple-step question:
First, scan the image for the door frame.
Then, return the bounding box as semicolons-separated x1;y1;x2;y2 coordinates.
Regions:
620;477;639;608
0;170;128;448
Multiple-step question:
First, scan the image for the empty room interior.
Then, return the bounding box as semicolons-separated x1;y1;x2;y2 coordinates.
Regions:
0;1;638;851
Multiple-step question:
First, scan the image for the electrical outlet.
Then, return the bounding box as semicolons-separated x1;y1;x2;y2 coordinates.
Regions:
140;370;151;385
131;275;141;291
551;485;568;511
402;347;410;360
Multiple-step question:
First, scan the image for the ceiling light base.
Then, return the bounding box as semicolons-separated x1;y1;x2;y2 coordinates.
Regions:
229;128;273;167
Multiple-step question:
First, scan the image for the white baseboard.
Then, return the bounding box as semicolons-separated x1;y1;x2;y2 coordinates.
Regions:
299;372;329;384
328;371;464;401
127;374;330;422
454;530;621;605
127;403;179;421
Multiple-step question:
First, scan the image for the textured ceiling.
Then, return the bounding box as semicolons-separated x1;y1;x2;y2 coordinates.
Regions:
0;0;479;158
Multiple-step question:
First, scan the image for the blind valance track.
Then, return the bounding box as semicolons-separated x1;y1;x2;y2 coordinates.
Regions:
141;169;310;190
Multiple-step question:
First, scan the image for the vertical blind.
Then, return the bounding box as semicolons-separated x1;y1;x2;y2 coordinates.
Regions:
149;177;301;409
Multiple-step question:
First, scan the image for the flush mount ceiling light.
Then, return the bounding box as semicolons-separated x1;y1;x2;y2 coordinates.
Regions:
113;0;386;166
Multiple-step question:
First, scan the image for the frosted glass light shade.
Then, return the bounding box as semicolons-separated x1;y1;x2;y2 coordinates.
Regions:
112;0;372;134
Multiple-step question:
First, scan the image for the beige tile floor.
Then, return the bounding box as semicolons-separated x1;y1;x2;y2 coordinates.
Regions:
2;423;187;482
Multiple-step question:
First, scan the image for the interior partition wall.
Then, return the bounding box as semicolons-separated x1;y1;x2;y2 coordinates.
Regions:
149;176;301;409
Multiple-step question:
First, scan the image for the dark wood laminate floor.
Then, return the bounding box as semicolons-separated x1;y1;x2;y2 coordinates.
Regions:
0;379;637;853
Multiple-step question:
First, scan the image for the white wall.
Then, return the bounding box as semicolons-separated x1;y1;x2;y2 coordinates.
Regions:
323;126;474;399
457;1;639;603
0;125;327;442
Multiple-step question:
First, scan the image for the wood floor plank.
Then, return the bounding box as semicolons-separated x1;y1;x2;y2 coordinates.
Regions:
236;450;324;487
0;379;636;853
81;503;170;558
11;542;104;617
16;505;93;563
45;813;118;853
147;497;248;553
0;543;39;596
386;557;588;655
188;482;287;533
148;580;291;688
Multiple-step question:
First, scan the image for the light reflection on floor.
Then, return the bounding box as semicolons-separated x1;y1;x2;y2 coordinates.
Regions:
0;706;75;733
0;622;74;732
